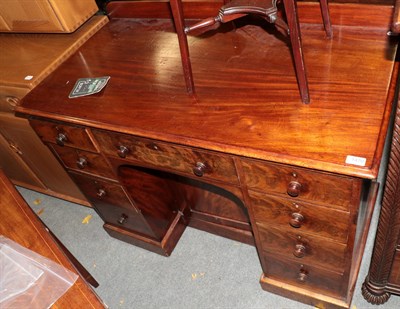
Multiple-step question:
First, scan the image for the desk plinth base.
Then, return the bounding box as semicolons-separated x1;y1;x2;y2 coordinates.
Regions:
103;212;187;256
260;274;350;309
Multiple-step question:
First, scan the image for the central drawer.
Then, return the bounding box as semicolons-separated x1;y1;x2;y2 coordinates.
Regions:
92;129;239;185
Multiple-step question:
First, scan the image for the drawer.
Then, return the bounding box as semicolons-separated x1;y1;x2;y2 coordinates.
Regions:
261;253;345;298
30;119;97;152
92;129;239;184
0;87;27;113
257;224;347;271
51;144;116;180
97;204;154;238
69;172;137;212
249;191;350;243
69;172;155;238
242;159;359;210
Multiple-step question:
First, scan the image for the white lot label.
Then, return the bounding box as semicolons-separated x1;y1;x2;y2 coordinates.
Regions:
345;155;366;166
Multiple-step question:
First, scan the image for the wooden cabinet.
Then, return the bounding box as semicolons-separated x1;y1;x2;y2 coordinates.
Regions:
16;2;397;309
0;0;98;33
0;15;108;203
0;131;45;188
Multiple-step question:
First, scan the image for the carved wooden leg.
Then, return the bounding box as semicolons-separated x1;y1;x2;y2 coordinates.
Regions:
170;0;195;94
361;278;391;305
282;0;310;104
361;97;400;304
319;0;333;38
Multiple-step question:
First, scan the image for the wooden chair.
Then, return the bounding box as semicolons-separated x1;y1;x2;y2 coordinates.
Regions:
170;0;332;104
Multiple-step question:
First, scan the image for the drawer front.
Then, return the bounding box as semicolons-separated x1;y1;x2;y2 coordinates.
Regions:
51;144;116;180
69;172;137;212
0;87;27;113
96;203;154;238
249;192;350;243
262;253;345;298
92;129;239;184
257;224;347;271
30;119;97;152
242;159;357;210
69;172;155;237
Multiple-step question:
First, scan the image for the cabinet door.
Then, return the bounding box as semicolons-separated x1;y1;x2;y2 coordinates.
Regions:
0;132;45;188
0;114;85;200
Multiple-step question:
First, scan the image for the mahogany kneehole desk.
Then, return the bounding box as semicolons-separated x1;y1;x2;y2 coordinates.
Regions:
16;3;398;309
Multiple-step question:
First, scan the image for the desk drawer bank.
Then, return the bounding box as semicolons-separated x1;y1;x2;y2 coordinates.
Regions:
28;116;379;309
15;3;398;308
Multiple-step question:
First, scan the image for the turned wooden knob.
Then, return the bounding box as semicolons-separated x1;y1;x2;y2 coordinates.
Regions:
55;132;68;146
193;162;207;177
76;157;87;169
293;243;306;258
118;213;128;225
287;181;302;197
96;188;106;198
298;269;308;282
290;213;304;228
117;145;130;158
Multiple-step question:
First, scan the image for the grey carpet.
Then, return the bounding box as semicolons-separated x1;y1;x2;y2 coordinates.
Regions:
16;185;400;309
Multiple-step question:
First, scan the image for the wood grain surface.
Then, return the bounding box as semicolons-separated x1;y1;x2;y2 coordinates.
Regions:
17;3;397;179
0;15;108;89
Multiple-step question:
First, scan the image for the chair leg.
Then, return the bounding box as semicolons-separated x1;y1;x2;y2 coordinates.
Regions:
319;0;333;38
170;0;195;94
282;0;310;104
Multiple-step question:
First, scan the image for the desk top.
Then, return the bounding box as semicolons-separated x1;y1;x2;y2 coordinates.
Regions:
0;170;105;308
17;3;398;179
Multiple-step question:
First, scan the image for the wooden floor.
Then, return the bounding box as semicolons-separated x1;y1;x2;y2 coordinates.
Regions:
19;4;397;179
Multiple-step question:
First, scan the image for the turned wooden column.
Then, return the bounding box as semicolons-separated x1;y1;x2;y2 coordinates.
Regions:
362;90;400;304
